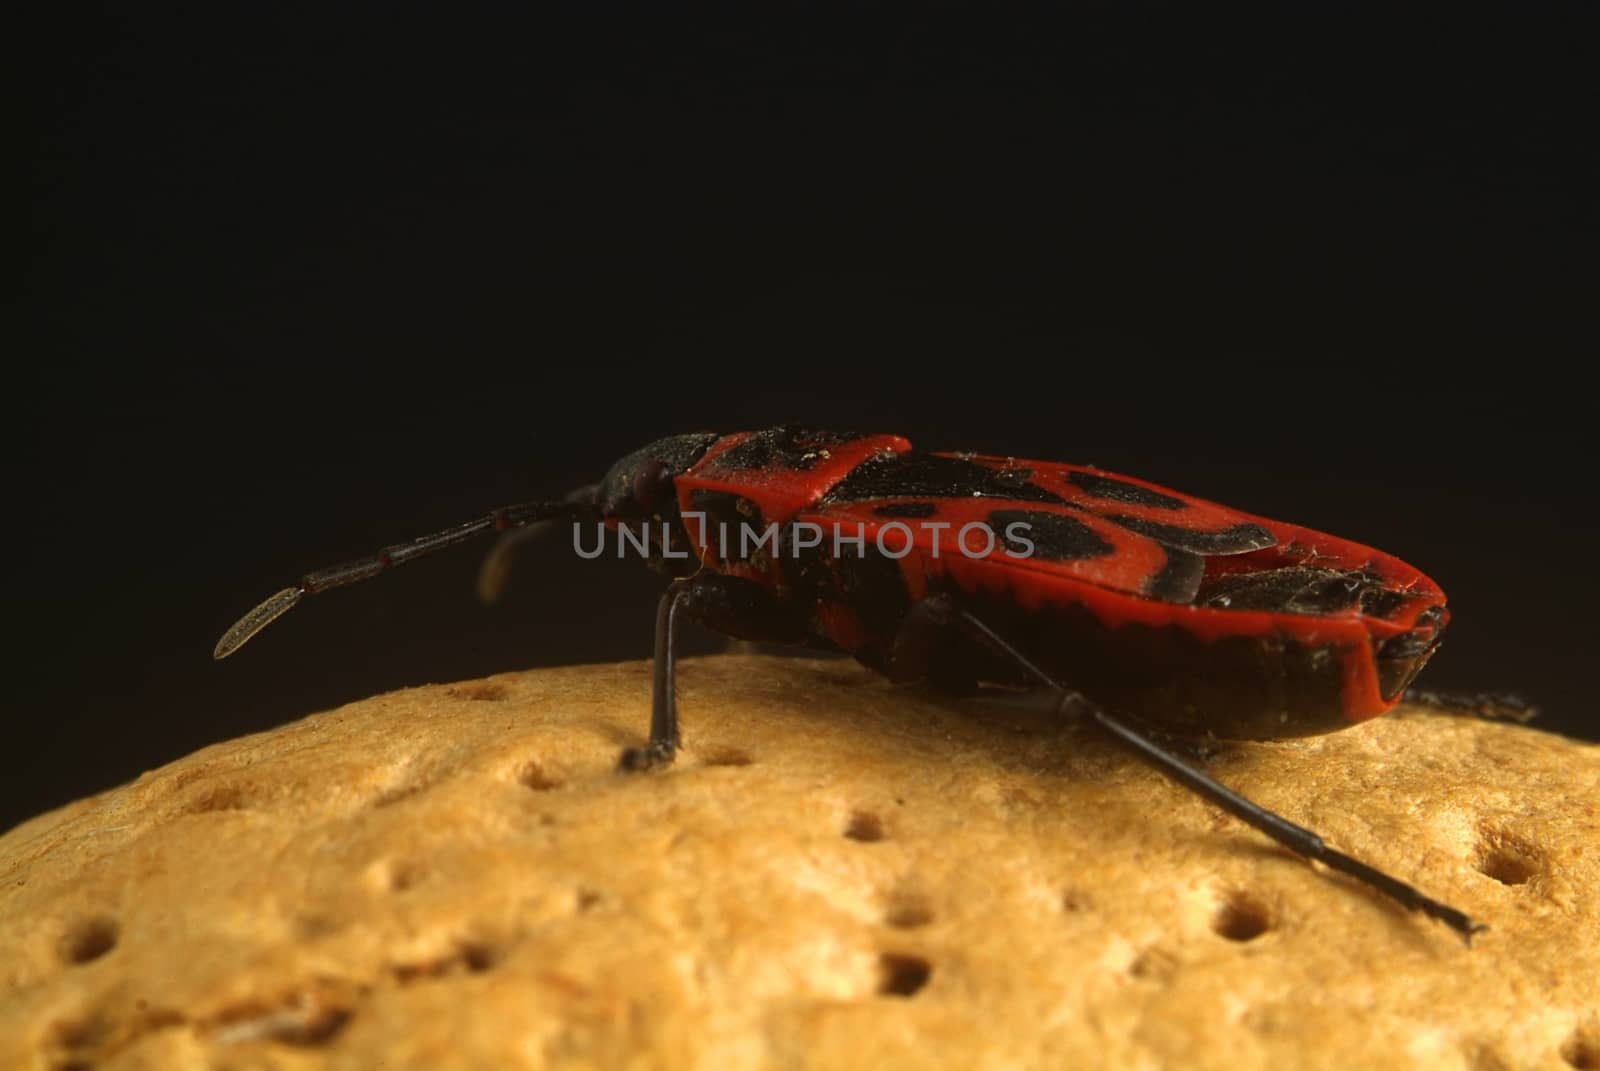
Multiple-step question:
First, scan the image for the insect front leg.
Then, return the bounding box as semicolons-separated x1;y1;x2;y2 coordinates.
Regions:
617;572;810;773
888;593;1486;944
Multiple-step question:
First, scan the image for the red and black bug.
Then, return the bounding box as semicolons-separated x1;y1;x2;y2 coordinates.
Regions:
215;426;1479;940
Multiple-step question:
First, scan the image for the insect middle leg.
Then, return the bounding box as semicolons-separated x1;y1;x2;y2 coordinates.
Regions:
618;572;811;772
887;593;1485;943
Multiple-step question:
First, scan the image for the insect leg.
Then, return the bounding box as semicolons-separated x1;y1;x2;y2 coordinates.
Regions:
1401;688;1540;724
617;580;692;772
618;573;811;773
904;593;1486;944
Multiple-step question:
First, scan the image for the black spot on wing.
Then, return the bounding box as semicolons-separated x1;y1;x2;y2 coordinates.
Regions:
1069;471;1187;510
872;501;939;518
1358;588;1409;619
1145;547;1205;603
825;453;1068;505
989;510;1115;561
991;467;1036;494
1108;517;1275;555
1196;566;1398;616
707;426;865;472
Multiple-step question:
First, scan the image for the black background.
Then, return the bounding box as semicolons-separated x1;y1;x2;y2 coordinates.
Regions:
15;5;1595;832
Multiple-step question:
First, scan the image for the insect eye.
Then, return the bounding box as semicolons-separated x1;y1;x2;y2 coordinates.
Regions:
632;458;671;509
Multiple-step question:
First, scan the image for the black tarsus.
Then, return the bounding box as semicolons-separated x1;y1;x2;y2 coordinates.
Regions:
619;572;812;772
902;593;1486;945
618;580;691;771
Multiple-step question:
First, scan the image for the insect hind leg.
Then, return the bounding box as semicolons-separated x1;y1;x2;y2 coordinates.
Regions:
893;593;1486;944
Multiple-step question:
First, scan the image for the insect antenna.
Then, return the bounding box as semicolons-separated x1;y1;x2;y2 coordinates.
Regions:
213;498;598;660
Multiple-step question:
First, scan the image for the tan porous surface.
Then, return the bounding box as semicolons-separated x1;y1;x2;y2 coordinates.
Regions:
2;655;1596;1070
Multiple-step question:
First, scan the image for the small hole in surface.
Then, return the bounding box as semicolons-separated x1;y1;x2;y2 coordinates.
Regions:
844;811;884;842
60;916;118;964
1564;1028;1600;1069
878;953;932;997
460;941;497;973
1477;831;1539;886
519;762;562;791
1476;825;1544;887
1212;894;1271;942
1479;849;1534;886
386;861;425;893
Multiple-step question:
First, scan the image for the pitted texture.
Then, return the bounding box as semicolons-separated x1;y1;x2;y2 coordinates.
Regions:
1;656;1596;1070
